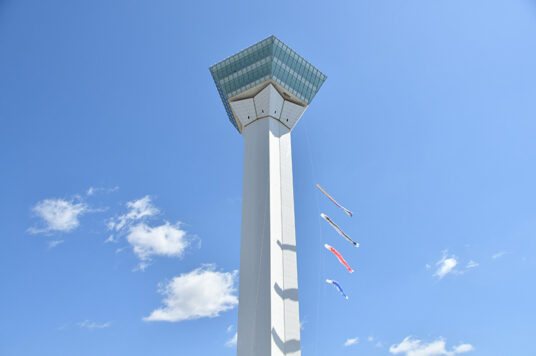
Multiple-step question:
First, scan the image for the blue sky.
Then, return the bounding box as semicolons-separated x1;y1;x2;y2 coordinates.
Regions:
1;0;536;355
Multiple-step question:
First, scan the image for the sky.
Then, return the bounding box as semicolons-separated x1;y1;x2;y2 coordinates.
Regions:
1;0;536;355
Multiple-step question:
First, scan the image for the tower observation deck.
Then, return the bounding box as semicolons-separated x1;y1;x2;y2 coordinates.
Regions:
210;36;326;356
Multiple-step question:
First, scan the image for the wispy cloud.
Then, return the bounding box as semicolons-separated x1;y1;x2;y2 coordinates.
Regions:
466;260;479;269
225;332;237;347
300;318;307;330
344;337;359;346
104;234;118;243
105;195;159;247
87;186;119;196
107;196;158;231
47;240;64;249
390;336;473;356
78;320;111;330
368;336;383;347
29;199;87;234
226;324;234;333
144;265;238;322
433;251;458;279
492;251;506;259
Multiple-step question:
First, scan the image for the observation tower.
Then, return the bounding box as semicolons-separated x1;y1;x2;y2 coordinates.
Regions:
210;36;326;356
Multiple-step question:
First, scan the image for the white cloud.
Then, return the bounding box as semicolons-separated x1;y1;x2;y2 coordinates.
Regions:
368;336;383;347
127;222;189;264
453;344;474;353
144;265;238;322
87;186;119;196
492;251;506;259
344;337;359;346
48;240;64;249
466;260;479;269
134;261;151;272
106;196;196;269
78;320;111;329
225;332;237;347
226;324;234;333
434;251;458;279
104;234;118;243
29;199;87;233
390;336;474;356
108;195;158;231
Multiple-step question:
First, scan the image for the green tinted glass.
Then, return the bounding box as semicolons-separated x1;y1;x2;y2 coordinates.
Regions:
210;36;326;132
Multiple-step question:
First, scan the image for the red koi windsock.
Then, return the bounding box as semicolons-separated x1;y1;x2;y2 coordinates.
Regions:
324;244;354;273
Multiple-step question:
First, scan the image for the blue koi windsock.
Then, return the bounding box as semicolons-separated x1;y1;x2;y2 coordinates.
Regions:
326;279;349;300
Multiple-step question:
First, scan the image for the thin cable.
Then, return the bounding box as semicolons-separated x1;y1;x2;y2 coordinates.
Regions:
304;121;326;356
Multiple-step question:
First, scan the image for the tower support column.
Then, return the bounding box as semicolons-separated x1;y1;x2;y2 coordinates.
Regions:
237;116;301;356
209;36;326;356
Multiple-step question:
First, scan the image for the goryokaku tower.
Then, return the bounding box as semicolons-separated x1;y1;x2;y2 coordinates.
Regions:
210;36;326;356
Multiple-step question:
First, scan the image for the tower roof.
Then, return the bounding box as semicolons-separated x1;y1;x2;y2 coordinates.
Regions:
210;36;327;132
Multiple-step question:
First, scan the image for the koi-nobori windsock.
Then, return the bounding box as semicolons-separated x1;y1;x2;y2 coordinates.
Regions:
326;279;349;300
320;213;359;247
324;244;354;273
316;184;353;217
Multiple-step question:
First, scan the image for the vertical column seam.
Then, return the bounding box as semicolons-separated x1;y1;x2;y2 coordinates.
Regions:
278;120;287;355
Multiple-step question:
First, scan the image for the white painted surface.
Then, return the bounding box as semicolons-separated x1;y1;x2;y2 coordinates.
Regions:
280;101;306;129
230;98;256;127
278;130;300;356
237;117;301;356
254;84;284;119
230;84;306;132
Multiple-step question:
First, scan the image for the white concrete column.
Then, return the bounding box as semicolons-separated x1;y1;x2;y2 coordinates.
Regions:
237;117;301;356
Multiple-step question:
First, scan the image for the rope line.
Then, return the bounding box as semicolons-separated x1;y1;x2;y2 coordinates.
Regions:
304;122;326;356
